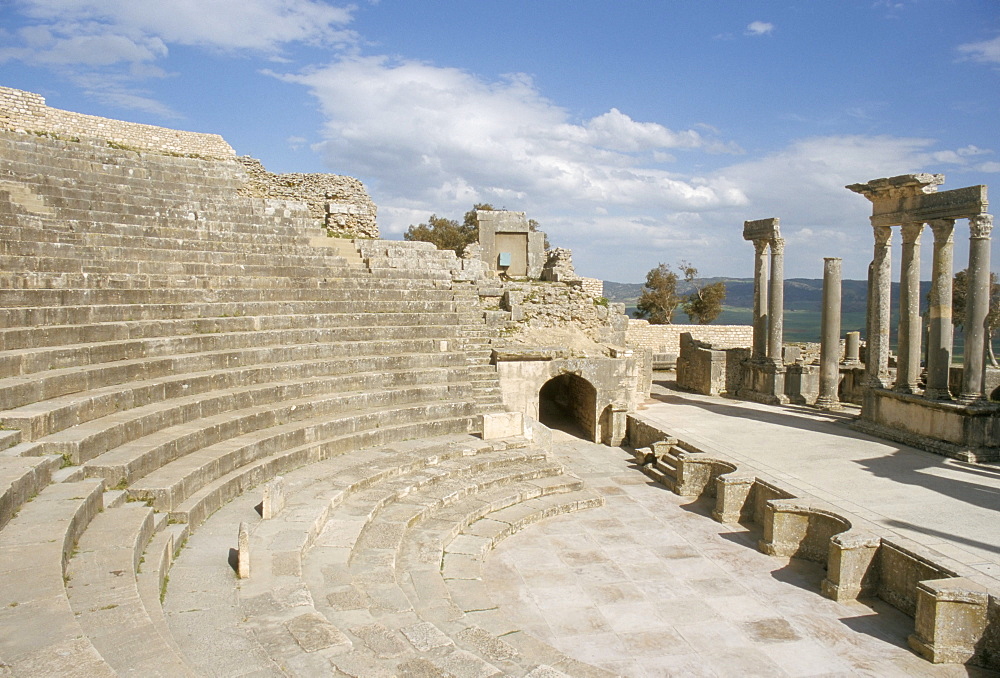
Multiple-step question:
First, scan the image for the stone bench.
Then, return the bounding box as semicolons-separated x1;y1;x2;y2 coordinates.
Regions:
0;335;460;429
66;503;197;676
0;453;62;530
0;479;115;676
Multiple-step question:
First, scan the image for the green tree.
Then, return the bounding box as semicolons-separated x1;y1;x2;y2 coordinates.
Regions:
952;268;1000;367
635;263;680;324
679;261;727;324
404;203;494;256
403;203;493;256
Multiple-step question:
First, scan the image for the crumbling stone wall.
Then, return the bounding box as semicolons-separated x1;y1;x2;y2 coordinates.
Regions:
0;86;234;158
236;157;378;238
578;277;604;298
627;319;753;356
501;280;628;348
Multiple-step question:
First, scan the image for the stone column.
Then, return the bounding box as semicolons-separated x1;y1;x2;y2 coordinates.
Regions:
960;214;994;402
864;224;893;388
768;237;785;364
925;219;956;399
845;332;861;364
817;257;843;409
895;222;924;393
752;239;769;360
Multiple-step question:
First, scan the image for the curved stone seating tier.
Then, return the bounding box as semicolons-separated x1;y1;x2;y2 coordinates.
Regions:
155;433;608;677
0;337;465;439
66;503;197;677
0;128;516;674
0;478;115;677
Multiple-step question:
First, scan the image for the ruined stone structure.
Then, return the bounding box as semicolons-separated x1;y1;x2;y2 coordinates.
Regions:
476;209;546;278
848;174;999;461
736;217;789;404
1;87;997;675
0;85;234;158
626;319;754;364
237;157;378;238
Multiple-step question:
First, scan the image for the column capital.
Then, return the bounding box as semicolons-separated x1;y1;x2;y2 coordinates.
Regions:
873;223;892;246
929;218;956;244
900;222;924;243
970;213;993;239
753;238;769;255
770;236;784;254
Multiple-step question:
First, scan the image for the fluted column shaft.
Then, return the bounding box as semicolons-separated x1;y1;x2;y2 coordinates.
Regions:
895;222;924;393
817;257;842;409
752;239;769;360
960;214;994;401
925;220;955;399
865;224;893;388
768;237;785;364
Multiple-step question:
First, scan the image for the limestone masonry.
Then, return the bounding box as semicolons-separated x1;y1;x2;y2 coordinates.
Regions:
0;85;234;158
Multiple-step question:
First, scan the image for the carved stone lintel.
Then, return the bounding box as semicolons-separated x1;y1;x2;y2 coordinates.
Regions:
969;213;993;239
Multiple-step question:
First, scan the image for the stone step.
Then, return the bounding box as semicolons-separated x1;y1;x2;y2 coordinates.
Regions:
0;478;115;677
0;276;452;306
0;427;21;451
129;398;478;513
0;235;366;269
66;503;197;676
169;414;479;530
0;252;369;280
0;453;62;530
0;294;459;329
0;306;460;351
0;336;463;420
0;313;461;368
6;354;462;450
81;380;471;484
0;225;363;265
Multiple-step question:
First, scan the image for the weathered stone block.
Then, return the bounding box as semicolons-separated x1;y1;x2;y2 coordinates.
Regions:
262;476;285;520
481;411;523;439
909;577;989;664
237;521;250;579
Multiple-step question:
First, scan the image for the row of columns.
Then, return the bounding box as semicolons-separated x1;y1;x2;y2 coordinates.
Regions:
745;219;784;365
865;214;994;402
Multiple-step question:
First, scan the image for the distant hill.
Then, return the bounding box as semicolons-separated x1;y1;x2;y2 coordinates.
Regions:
604;278;927;316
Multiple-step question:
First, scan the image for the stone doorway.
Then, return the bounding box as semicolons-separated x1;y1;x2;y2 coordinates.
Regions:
538;373;597;440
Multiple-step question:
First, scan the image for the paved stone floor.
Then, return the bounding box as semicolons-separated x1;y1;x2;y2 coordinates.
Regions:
640;379;1000;575
486;429;996;677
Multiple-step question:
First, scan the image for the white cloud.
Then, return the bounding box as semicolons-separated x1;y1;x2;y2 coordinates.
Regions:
0;0;357;114
745;21;775;37
957;35;1000;64
277;56;746;220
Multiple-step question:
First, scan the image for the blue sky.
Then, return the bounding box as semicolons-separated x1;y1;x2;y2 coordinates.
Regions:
1;0;998;283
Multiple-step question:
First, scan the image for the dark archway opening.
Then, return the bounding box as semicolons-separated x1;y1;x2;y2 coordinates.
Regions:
538;373;597;441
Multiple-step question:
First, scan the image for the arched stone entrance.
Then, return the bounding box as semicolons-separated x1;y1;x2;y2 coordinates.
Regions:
538;373;597;440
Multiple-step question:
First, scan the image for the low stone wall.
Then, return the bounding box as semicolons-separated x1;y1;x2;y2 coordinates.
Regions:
0;86;234;158
627;319;752;357
627;412;1000;671
236;157;378;238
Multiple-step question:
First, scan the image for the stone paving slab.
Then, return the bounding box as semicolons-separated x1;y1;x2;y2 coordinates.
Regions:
639;382;1000;573
484;430;997;677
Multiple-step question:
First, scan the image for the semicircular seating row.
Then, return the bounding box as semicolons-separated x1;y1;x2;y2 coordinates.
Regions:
0;130;600;676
